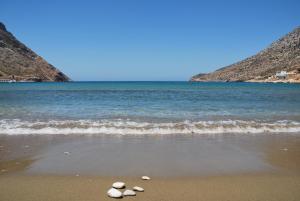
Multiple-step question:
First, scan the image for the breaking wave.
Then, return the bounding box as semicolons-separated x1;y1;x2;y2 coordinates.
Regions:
1;119;300;135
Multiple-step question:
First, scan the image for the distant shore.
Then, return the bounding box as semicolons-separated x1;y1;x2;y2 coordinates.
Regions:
190;79;300;83
246;80;300;84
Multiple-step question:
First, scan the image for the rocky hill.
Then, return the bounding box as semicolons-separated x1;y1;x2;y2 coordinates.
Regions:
190;27;300;83
0;22;69;82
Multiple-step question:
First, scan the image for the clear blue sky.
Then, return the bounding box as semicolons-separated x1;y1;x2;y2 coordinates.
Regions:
1;0;300;81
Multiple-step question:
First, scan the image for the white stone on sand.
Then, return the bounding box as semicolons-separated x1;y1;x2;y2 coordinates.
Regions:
123;189;136;196
112;181;126;189
107;188;123;198
133;186;144;192
141;176;150;180
64;151;70;155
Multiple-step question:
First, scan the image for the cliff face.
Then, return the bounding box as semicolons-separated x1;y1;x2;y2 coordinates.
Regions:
0;22;69;82
190;27;300;82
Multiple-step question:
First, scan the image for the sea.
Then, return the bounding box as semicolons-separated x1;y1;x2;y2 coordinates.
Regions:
1;81;300;135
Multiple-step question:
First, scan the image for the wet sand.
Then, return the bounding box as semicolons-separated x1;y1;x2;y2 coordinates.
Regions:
0;134;300;200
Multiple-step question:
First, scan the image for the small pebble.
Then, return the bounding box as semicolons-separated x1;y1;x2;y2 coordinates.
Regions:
112;181;126;189
107;188;123;198
24;145;30;148
282;148;288;151
123;189;136;196
142;176;150;180
64;151;71;155
133;186;144;192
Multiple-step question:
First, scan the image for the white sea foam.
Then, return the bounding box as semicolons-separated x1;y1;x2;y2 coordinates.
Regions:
0;119;300;135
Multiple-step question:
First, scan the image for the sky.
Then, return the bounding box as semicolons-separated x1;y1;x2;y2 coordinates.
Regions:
1;0;300;81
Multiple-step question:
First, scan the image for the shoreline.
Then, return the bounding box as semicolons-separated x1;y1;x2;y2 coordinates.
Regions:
1;133;300;176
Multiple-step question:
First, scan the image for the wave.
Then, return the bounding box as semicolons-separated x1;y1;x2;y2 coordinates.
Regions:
1;119;300;135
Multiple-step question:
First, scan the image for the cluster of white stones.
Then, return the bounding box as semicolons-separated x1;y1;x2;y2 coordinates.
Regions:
107;176;150;199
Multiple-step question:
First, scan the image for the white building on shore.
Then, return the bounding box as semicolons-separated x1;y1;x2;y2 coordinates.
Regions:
275;71;288;79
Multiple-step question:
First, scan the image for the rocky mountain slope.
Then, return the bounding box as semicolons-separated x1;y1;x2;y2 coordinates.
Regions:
0;22;69;82
190;27;300;82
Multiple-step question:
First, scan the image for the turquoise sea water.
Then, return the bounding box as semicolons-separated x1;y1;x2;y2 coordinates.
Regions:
1;81;300;135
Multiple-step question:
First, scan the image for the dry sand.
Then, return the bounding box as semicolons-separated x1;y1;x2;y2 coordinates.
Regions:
0;173;300;201
0;134;300;201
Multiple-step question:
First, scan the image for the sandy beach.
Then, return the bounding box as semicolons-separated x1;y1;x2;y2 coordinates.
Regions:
1;134;300;201
1;173;300;201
